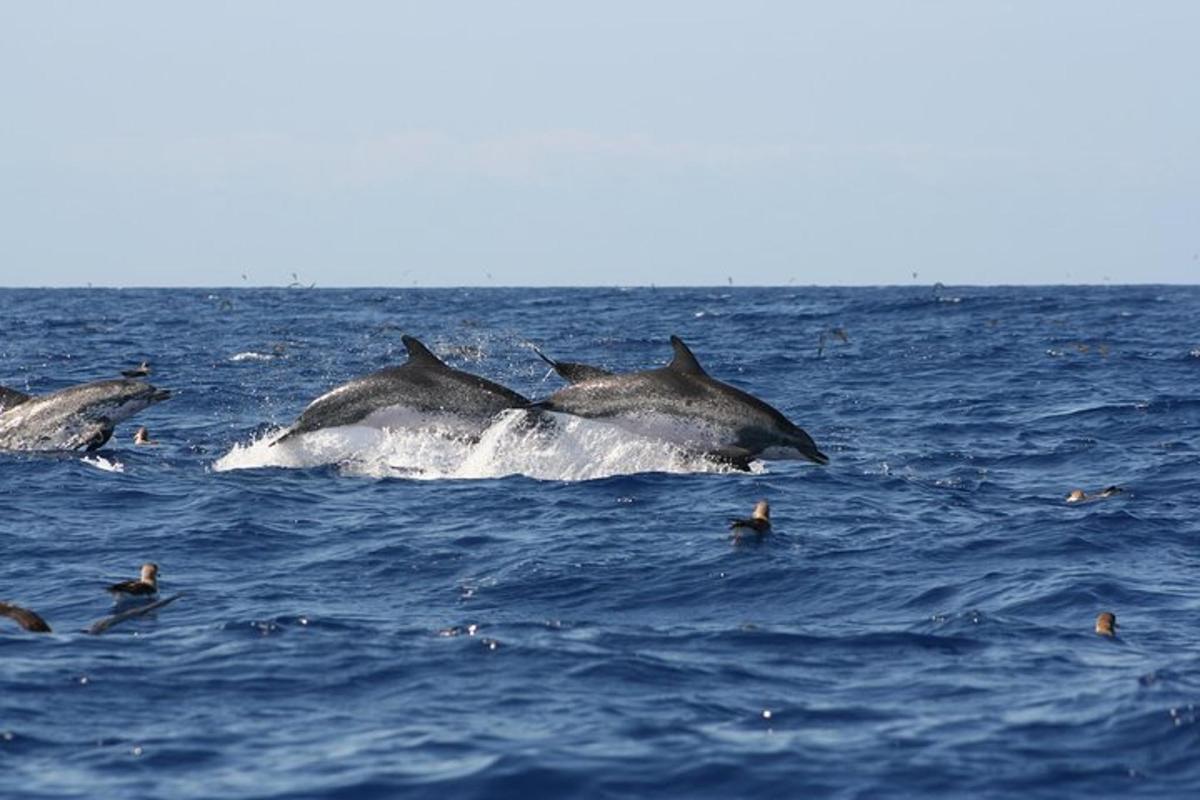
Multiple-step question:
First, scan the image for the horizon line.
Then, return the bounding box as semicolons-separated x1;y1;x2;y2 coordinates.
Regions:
1;282;1197;291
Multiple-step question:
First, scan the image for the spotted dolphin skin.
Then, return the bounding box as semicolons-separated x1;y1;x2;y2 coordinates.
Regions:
0;379;171;452
271;335;529;445
532;346;612;384
0;386;31;414
531;336;828;469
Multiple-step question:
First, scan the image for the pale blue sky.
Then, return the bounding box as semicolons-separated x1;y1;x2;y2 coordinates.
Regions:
2;2;1196;286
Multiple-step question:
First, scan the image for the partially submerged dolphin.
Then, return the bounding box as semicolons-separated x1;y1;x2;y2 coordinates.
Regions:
0;379;171;452
531;336;828;469
533;346;612;384
271;335;529;445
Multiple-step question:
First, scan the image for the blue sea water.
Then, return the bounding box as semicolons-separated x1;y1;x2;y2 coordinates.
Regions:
1;285;1198;799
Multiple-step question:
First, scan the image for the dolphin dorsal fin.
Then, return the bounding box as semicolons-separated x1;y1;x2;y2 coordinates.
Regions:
402;336;446;367
667;336;707;376
533;346;612;384
0;386;31;412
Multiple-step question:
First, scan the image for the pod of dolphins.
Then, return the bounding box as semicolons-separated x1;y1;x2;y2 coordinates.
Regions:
0;336;1128;640
0;334;828;470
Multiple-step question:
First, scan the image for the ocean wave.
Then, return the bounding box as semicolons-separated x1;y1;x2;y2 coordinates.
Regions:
5;285;1200;799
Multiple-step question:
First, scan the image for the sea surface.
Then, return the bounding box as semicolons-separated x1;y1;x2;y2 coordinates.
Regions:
1;285;1198;799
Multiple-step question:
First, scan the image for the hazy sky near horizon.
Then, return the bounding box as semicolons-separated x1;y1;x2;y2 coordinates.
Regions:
2;2;1197;287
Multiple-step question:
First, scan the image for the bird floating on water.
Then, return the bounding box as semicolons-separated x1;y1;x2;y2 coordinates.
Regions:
1095;611;1117;637
121;361;152;378
1066;486;1125;504
729;500;771;538
0;601;52;633
107;563;159;601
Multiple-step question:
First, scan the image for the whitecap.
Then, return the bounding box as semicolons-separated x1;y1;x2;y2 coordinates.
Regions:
229;352;274;362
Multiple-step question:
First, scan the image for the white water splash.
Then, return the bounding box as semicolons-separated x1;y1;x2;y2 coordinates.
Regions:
81;455;125;473
212;411;758;481
230;351;275;362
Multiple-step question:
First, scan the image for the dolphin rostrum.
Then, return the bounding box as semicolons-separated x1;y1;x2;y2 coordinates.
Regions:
0;379;171;452
271;335;529;445
530;336;828;469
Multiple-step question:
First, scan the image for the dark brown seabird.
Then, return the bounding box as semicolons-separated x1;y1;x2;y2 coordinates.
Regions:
121;361;152;378
730;500;771;536
107;563;159;600
0;601;52;633
1066;486;1125;504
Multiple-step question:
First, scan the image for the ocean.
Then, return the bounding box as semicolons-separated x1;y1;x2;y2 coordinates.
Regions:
1;285;1198;799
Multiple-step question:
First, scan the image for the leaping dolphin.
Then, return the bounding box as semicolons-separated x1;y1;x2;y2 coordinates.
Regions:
530;336;828;469
0;379;171;452
532;346;612;384
271;335;529;445
0;386;31;414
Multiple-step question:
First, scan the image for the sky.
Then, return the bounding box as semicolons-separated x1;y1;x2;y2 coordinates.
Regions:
1;1;1197;287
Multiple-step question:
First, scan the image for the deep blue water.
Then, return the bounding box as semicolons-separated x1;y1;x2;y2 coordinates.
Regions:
1;285;1198;799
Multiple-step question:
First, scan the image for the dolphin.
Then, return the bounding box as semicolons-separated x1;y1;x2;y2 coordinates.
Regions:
271;335;529;445
0;379;171;452
530;336;828;469
0;386;30;414
532;346;612;384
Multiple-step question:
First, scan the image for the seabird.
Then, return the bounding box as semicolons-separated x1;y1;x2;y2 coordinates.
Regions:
0;602;52;633
1095;611;1117;637
730;500;771;536
133;426;156;445
107;563;159;601
1066;486;1125;504
122;361;152;378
